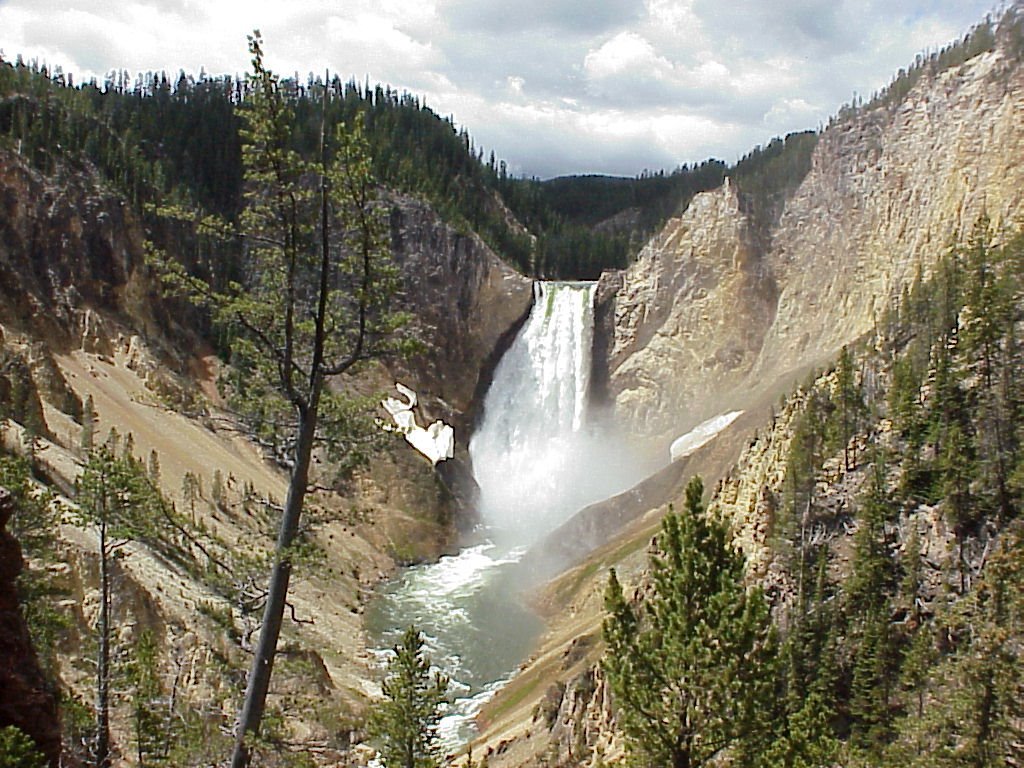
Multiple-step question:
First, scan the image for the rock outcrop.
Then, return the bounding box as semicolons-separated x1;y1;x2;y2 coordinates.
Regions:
0;153;159;346
0;488;61;767
602;30;1024;444
388;193;533;432
603;180;775;438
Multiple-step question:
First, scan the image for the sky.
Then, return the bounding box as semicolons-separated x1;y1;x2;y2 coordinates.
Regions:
0;0;1004;178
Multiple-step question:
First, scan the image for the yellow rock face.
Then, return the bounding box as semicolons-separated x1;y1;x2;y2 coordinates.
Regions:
606;46;1024;444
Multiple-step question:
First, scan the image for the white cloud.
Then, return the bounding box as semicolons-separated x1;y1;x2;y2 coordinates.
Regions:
320;13;441;83
584;32;669;79
764;97;820;128
0;0;1004;177
644;0;700;36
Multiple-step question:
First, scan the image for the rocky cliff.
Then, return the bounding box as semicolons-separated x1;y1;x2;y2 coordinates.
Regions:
602;24;1024;445
387;193;533;431
0;148;533;764
0;153;160;347
600;180;775;438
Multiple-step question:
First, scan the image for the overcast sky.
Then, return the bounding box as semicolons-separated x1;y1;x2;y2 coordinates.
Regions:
0;0;1003;178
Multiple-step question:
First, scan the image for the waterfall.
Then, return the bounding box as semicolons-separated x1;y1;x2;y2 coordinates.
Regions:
369;280;664;752
469;281;603;541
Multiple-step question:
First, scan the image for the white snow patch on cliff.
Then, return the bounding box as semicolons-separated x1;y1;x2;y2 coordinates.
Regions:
382;382;454;465
670;410;743;461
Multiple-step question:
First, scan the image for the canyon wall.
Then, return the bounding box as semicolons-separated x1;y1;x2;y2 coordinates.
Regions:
0;149;532;763
0;151;160;347
479;17;1024;767
603;35;1024;445
387;193;533;430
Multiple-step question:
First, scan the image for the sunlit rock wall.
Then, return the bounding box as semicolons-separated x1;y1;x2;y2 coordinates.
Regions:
603;38;1024;443
603;180;775;440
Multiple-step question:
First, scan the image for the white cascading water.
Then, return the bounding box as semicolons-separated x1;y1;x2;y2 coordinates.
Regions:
469;281;600;541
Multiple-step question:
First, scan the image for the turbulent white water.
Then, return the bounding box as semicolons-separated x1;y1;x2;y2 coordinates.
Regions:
366;543;538;750
368;281;660;754
470;281;617;542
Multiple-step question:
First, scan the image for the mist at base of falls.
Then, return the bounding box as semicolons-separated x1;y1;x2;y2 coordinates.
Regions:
469;282;662;545
366;281;664;754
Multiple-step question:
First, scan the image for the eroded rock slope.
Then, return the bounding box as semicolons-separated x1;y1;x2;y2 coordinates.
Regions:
0;147;531;764
603;35;1024;444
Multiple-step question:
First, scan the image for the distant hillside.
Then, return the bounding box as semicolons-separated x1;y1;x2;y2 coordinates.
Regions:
0;51;826;283
0;58;716;281
497;161;728;278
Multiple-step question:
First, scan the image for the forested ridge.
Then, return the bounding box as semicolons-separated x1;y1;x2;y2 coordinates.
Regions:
765;217;1024;766
0;53;726;280
1;7;1019;285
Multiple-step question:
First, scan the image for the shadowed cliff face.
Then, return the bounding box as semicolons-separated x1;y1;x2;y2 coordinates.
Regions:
0;152;534;763
387;194;533;433
602;40;1024;445
0;155;160;348
0;488;61;767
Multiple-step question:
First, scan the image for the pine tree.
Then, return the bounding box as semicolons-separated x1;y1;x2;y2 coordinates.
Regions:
960;216;1002;392
602;476;777;768
762;691;839;768
830;345;864;471
942;422;976;592
892;354;930;500
81;393;96;452
0;726;48;768
122;432;136;461
849;610;895;750
783;388;831;581
181;471;201;521
147;450;161;485
846;453;899;753
369;626;449;768
847;453;895;613
150;32;409;768
73;446;163;768
124;628;172;767
782;552;836;714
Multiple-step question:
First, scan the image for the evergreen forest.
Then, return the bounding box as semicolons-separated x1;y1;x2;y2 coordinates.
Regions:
604;217;1024;767
0;52;748;281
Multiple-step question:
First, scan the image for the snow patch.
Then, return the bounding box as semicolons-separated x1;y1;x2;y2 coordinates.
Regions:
381;382;455;465
670;410;744;461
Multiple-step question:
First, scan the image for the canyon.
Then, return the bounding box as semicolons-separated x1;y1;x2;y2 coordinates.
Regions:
0;7;1023;766
472;17;1024;766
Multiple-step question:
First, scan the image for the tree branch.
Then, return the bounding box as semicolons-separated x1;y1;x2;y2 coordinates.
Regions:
287;600;314;626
